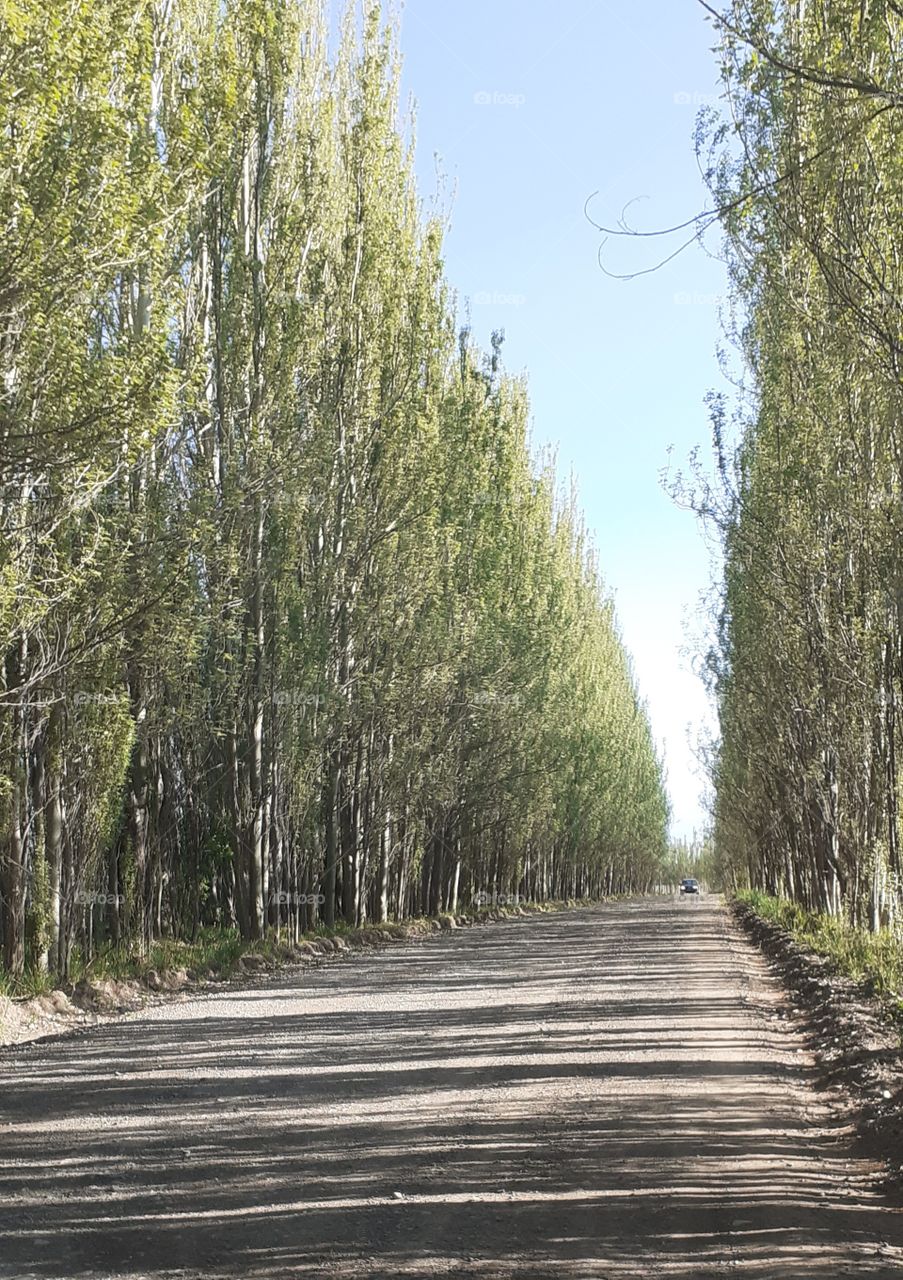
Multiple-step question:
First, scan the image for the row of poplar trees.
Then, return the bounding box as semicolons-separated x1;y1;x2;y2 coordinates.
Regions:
705;0;903;928
0;0;668;977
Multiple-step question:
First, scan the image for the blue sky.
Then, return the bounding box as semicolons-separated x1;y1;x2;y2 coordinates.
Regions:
365;1;729;837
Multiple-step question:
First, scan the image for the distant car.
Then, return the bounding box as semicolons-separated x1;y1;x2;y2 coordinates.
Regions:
680;878;700;894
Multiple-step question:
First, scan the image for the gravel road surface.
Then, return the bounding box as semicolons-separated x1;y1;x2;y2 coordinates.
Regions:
2;898;902;1279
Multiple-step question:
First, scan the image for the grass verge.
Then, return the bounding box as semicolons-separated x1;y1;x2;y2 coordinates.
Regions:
735;889;903;1020
0;897;580;1001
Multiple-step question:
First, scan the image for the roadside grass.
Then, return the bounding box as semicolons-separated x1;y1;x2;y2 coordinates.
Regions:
73;927;250;985
0;897;576;1000
0;967;55;999
736;889;903;1018
1;928;306;998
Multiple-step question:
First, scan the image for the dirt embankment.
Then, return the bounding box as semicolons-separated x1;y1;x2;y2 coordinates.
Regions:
731;898;903;1186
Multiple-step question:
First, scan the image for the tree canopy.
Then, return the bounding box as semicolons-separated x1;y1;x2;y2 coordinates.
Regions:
702;0;903;929
0;0;668;979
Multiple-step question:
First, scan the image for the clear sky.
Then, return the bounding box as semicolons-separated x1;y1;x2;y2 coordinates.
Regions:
355;0;729;838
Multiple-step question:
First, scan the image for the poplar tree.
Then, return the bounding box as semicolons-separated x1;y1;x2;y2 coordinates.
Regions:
0;0;669;979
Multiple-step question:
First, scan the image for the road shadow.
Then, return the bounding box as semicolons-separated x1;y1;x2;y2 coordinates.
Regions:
1;900;901;1279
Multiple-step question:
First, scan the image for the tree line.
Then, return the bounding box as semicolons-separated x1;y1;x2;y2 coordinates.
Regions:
0;0;668;978
702;0;903;928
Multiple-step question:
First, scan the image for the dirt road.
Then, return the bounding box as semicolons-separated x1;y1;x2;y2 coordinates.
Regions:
2;898;902;1279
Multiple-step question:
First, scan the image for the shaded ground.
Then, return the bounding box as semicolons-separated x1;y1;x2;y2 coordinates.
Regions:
730;899;903;1172
0;916;480;1048
2;898;902;1279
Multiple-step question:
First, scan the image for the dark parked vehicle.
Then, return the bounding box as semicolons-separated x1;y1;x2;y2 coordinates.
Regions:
679;878;700;894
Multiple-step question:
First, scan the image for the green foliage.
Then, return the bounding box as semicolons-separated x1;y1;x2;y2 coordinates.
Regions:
737;891;903;1014
703;1;903;931
0;0;668;978
25;845;51;970
661;835;716;888
0;966;54;999
72;928;248;985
